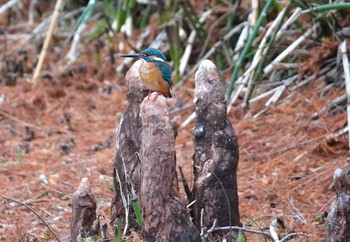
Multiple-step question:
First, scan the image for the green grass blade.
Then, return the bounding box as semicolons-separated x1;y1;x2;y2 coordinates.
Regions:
132;201;143;226
73;0;98;32
304;3;350;13
115;218;122;242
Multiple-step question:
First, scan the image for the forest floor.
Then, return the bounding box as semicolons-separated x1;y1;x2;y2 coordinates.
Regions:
1;4;350;242
1;46;349;241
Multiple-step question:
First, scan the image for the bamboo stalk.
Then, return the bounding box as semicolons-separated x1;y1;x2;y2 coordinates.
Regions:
243;4;289;105
32;0;64;87
340;40;350;151
302;3;350;13
227;4;289;112
226;0;275;98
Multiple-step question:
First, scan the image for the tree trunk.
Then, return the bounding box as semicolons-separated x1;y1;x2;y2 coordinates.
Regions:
190;60;240;240
325;168;350;242
111;60;147;230
140;93;200;242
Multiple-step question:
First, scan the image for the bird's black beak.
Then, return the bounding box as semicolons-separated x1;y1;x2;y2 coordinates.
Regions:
120;53;144;58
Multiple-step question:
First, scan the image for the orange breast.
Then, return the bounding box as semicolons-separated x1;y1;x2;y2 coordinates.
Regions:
139;62;171;98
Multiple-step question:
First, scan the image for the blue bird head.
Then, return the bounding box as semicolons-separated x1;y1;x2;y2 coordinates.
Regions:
120;48;167;62
140;48;167;61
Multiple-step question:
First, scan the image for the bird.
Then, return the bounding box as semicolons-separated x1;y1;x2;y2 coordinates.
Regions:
120;48;172;98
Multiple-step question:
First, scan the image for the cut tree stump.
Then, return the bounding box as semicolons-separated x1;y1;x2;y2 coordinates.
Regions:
190;60;240;239
140;93;200;242
70;177;97;242
111;60;147;230
326;168;350;242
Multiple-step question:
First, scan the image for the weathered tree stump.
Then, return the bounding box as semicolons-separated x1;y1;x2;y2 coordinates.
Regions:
326;168;350;242
140;93;200;242
70;177;97;242
111;60;147;229
190;60;240;239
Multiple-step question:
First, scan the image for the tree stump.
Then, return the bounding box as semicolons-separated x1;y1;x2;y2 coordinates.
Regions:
111;60;147;229
326;168;350;242
70;177;97;242
140;93;200;242
190;60;240;239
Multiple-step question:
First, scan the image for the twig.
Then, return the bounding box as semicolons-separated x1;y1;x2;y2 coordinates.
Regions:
275;7;302;40
0;110;43;131
269;219;280;242
0;193;61;241
251;126;349;161
178;166;191;199
280;232;309;242
207;219;218;233
176;22;245;89
28;0;38;24
249;75;296;105
209;223;308;242
287;197;306;224
0;0;18;16
179;111;196;130
264;23;319;74
0;109;69;135
168;103;195;115
340;40;350;151
212;225;274;240
114;164;129;235
291;64;333;90
121;157;131;235
65;22;86;64
180;9;212;76
197;4;238;62
200;208;205;239
32;0;64;86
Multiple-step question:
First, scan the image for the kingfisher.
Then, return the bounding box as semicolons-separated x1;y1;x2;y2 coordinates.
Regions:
120;48;172;98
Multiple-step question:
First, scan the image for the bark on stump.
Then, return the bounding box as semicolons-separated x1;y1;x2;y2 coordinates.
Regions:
140;93;200;242
326;168;350;242
70;177;97;242
111;60;147;229
190;60;240;239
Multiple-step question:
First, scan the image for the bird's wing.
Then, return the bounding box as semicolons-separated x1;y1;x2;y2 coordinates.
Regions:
155;62;172;87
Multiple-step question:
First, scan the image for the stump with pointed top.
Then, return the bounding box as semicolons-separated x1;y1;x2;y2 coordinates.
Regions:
70;177;97;242
326;168;350;242
190;60;240;239
111;60;147;228
140;93;200;242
